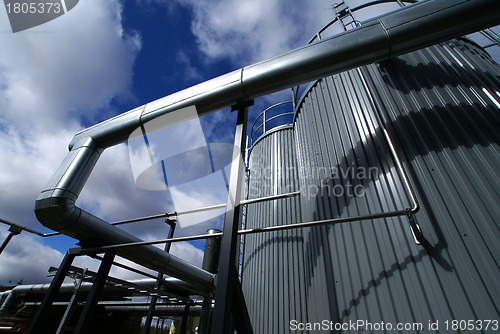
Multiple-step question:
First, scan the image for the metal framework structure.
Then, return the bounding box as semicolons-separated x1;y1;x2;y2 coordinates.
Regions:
0;0;498;333
1;263;202;333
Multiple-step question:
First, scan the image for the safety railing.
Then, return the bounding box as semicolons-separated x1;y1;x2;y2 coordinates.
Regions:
249;101;294;146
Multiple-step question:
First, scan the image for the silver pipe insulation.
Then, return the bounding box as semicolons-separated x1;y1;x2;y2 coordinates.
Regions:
35;138;216;291
101;304;202;316
66;0;500;150
0;278;192;314
0;217;59;237
20;302;204;316
34;0;500;292
77;208;412;254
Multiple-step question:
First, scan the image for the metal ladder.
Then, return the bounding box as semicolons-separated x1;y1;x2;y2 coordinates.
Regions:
55;268;87;334
332;1;360;31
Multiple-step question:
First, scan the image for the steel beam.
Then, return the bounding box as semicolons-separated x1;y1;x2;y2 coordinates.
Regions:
198;229;222;334
0;226;22;254
74;251;115;334
55;268;87;334
232;277;253;334
180;303;191;334
26;251;76;334
142;220;176;334
198;299;212;334
211;102;253;334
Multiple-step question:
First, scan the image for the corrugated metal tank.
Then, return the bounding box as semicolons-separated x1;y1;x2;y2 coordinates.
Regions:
241;127;306;334
242;38;500;332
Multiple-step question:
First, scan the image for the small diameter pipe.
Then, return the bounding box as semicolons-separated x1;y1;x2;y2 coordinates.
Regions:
78;208;410;254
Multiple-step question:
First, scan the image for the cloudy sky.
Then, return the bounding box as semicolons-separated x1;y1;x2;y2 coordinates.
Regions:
0;0;499;285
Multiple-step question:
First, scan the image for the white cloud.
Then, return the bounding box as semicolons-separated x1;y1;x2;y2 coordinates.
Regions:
0;0;142;284
0;127;75;229
0;0;142;226
169;241;204;268
175;0;333;65
169;176;227;228
146;238;204;269
0;232;64;284
157;0;500;68
0;0;141;133
78;143;168;222
0;231;203;285
175;50;202;81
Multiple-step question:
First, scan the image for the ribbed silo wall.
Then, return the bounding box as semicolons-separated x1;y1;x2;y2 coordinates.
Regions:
294;38;500;330
241;127;306;334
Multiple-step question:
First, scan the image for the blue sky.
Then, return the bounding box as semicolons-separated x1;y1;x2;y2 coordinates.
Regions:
0;0;499;284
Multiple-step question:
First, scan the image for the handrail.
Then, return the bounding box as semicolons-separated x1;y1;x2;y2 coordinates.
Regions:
0;218;59;237
3;191;300;234
250;101;294;145
263;112;294;126
308;18;339;44
480;28;500;48
298;0;417;95
77;209;417;254
251;113;294;143
308;1;417;45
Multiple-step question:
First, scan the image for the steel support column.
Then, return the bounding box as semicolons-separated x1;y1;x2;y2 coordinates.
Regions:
55;268;88;334
26;250;76;334
142;219;176;334
74;251;115;334
211;101;253;334
232;276;253;334
202;229;222;275
199;229;222;334
0;226;22;254
199;299;212;334
154;318;160;334
180;303;191;334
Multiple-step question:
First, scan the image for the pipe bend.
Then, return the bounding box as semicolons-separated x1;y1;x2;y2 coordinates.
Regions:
69;69;247;150
35;137;215;290
35;137;101;233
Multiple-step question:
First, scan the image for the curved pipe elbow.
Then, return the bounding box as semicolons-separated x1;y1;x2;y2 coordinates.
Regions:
35;197;82;239
35;137;102;234
35;137;215;290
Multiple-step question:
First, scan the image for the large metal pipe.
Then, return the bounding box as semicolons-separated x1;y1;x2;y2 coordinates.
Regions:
35;138;215;291
0;278;192;314
66;0;500;149
16;302;203;316
35;0;500;294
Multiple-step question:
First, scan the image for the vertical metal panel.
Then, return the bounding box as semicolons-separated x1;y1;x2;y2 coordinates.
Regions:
294;38;500;329
242;128;305;333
